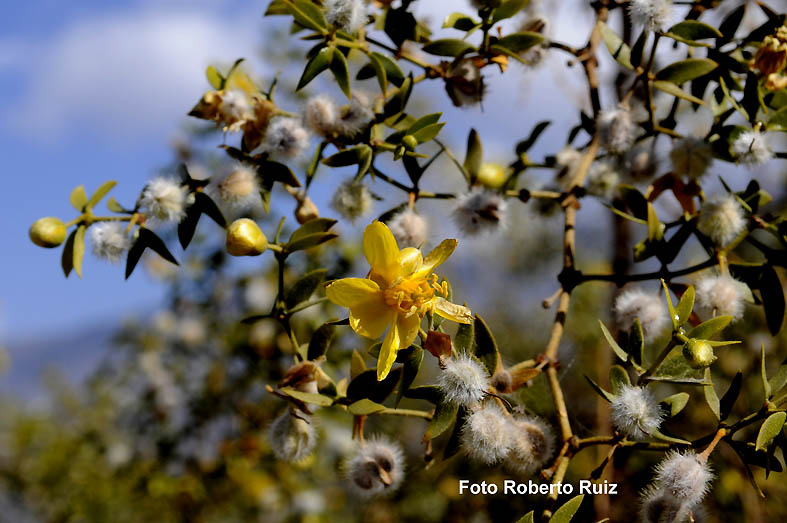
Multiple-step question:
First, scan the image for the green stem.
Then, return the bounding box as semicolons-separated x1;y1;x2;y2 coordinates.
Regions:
377;408;432;420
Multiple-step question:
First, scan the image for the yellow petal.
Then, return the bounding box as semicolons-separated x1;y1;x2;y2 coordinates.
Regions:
325;278;380;307
416;239;457;277
376;310;401;381
363;221;400;281
397;312;421;348
433;297;473;324
349;296;392;339
397;247;423;277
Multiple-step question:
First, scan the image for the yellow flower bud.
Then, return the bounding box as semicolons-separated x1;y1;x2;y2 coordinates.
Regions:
295;196;320;224
682;339;716;369
29;217;67;248
402;135;418;151
476;162;507;189
226;219;267;256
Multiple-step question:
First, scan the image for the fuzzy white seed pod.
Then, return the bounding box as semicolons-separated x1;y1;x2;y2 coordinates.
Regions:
614;288;669;339
697;194;746;246
731;130;773;166
639;487;692;523
262;117;310;160
695;273;750;321
304;95;339;136
345;436;404;497
461;403;513;464
629;0;673;31
89;222;130;262
586;160;622;199
445;58;485;107
610;385;663;440
268;412;317;463
336;91;374;137
506;415;555;476
388;208;428;248
217;164;260;209
670;137;713;179
654;450;713;505
626;145;658;179
218;89;253;132
598;106;635;154
324;0;367;33
331;180;373;221
438;353;489;406
452;187;507;235
554;146;583;189
140;176;189;223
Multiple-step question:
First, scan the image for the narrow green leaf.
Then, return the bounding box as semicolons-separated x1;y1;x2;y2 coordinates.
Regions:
766;106;787;132
599;320;628;363
756;412;787;451
688;315;732;339
205;65;223;90
106;197;126;213
655;58;718;85
423;400;459;442
760;266;785;335
297;47;332;91
279;387;334;406
674;286;695;327
330;48;351;99
454;321;474;353
286;232;338;252
516;512;535;523
348;398;386;415
403;385;442;404
422;38;475;57
61;229;76;278
646;202;663;241
653;80;706;105
442;12;479;31
73;225;86;278
289;218;336;243
473;315;500;376
411;122;445;144
720;372;743;421
307;323;336;361
286;269;328;309
585;375;615;402
86;181;117;209
286;0;328;32
495;31;544;53
491;0;528;24
660;392;690;417
599;22;633;70
395;346;423;407
367;53;388;95
346;367;402;403
704;368;721;420
548;494;584;523
69;185;87;211
651;429;691;445
407;113;442;134
371;52;404;87
762;344;772;399
464;128;483;180
608;365;630;395
768;361;787;396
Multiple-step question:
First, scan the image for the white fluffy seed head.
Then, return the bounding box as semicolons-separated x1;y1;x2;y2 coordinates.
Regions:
388;208;428;248
268;412;317;463
629;0;673;31
345;436;404;497
218;89;253;132
554;146;583;189
732;130;773;166
304;95;339;136
695;273;749;321
438;354;489;407
324;0;367;33
586;160;621;199
639;486;692;523
697;194;746;246
654;450;713;504
262;117;310;160
598;106;635;154
336;91;374;137
331;180;373;221
89;222;130;262
670;137;713;179
610;385;663;441
217;164;260;209
461;403;513;465
506;415;555;476
452;187;507;235
614;288;669;339
445;58;484;107
140;176;189;223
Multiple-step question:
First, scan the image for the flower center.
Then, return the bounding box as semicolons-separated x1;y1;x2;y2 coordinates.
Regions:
382;277;435;316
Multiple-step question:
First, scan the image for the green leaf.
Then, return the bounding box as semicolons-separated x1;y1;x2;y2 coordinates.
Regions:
653;80;706;105
464;128;483;180
473;315;500;376
125;228;179;279
411;122;445;144
407;113;442;134
286;232;339;252
766;106;787;132
651;429;691;445
442;12;479;31
423;400;459;442
717;4;746;44
687;315;732;339
69;185;88;211
756;412;787;451
760;266;785;335
73;225;86;278
585;375;615;402
371;52;404;87
177;192;226;249
665;20;722;46
403;385;442;404
646;202;663;241
205;65;223;89
366;53;388;94
454;321;474;353
348;398;386;415
599;320;628;363
599;22;633;70
106;197;126;213
761;344;771;399
660;392;690;417
297;47;332;91
515;121;550;154
307;323;335;360
86;181;117;209
61;229;76;278
491;0;528;24
516;512;534;523
608;365;630;395
279;387;334;406
495;31;544;53
626;318;645;365
674;286;695;327
719;372;743;421
655;58;718;85
548;494;584;523
285;0;328;32
289;218;336;243
286;269;327;309
346;368;401;403
443;407;467;459
395;346;423;407
704;368;721;420
422;38;475;57
630;29;647;68
330;48;351;99
768;361;787;396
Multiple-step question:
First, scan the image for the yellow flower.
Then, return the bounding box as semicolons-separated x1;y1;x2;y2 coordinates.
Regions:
326;221;473;380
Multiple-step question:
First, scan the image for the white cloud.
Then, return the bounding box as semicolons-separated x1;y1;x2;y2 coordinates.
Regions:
4;6;260;142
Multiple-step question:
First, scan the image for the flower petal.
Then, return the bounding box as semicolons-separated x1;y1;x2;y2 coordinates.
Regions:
397;312;421;348
363;221;400;281
349;296;392;339
376;310;402;381
397;247;423;277
417;239;457;277
433;297;473;324
325;278;380;307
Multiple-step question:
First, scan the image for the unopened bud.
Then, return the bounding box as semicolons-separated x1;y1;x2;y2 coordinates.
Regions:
682;339;716;369
226;218;267;256
477;163;507;189
402;135;418;151
295;195;320;224
29;217;67;248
